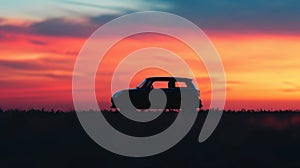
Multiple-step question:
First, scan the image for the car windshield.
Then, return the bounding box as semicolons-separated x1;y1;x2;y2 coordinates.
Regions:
136;80;147;89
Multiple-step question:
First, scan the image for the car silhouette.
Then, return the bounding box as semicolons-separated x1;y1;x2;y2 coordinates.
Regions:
111;77;203;110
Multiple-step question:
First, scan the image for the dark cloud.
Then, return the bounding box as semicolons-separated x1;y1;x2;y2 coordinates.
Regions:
0;59;72;80
0;32;4;40
0;18;100;38
0;16;113;38
24;72;72;79
0;24;27;41
28;39;48;46
0;80;44;89
86;1;300;35
0;24;26;34
0;60;45;70
89;14;122;25
0;58;72;71
1;1;300;38
29;18;98;37
166;0;300;34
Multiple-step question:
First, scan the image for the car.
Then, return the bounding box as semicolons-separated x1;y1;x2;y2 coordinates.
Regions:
111;77;203;110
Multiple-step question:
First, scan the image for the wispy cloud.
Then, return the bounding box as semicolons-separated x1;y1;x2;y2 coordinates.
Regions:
280;81;300;92
279;88;300;93
0;59;45;70
61;0;131;12
0;0;171;20
0;57;72;71
28;39;48;46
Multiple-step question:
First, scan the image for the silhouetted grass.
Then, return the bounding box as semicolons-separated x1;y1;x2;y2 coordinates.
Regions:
0;109;299;168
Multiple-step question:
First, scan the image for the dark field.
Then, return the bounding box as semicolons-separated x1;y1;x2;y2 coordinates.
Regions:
0;109;299;168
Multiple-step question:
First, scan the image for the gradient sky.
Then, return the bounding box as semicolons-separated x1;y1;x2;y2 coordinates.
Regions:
1;0;300;110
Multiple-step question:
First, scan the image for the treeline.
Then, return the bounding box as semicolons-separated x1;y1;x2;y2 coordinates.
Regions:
0;108;299;113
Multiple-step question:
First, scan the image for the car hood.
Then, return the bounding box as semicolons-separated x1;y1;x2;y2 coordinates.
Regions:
112;88;139;97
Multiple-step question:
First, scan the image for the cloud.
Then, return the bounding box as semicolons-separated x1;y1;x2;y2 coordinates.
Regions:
201;88;231;95
0;14;123;38
0;58;72;71
61;0;171;14
2;1;299;39
62;0;126;11
89;14;122;25
283;81;299;87
279;88;300;93
0;59;73;81
85;0;300;35
23;72;72;80
29;18;98;37
226;81;242;85
0;33;3;40
165;0;300;35
28;39;48;46
0;17;99;38
280;81;300;92
1;1;300;37
0;24;26;34
0;60;45;70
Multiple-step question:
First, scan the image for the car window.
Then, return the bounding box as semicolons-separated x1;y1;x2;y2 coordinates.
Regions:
151;81;169;89
175;81;187;88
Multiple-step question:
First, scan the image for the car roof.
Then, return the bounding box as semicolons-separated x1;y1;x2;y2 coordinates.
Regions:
146;76;192;82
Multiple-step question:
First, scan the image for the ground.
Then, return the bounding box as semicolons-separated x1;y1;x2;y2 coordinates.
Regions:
0;109;299;168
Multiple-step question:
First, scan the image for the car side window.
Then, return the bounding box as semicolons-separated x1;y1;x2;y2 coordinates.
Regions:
151;81;169;89
175;81;187;88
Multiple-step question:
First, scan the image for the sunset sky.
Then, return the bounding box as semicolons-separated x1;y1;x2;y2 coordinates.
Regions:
1;0;300;110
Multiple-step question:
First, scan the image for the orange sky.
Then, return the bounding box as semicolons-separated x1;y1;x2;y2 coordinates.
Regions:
1;19;300;110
